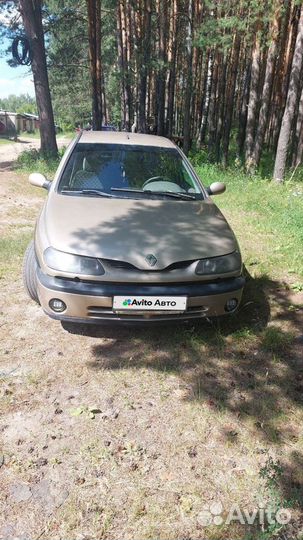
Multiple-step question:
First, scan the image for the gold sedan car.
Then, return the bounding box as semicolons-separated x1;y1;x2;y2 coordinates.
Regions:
23;131;244;323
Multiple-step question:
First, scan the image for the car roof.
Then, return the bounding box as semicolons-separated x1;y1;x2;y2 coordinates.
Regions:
79;130;176;149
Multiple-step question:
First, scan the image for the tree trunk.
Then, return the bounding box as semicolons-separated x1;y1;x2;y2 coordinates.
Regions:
137;0;151;133
245;30;261;169
215;54;227;162
273;7;303;182
156;0;167;135
207;49;219;159
292;84;303;166
166;0;178;138
199;50;212;145
268;2;297;151
294;88;303;167
86;0;102;130
222;32;241;167
237;63;250;158
125;1;134;127
193;48;203;141
183;0;194;156
19;0;58;155
117;1;128;129
251;6;281;169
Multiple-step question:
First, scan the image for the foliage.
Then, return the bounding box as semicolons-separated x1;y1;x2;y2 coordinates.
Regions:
46;0;91;128
45;0;120;128
15;147;66;177
0;93;37;114
1;0;303;177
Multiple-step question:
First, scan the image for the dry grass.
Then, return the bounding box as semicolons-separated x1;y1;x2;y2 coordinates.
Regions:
0;170;303;540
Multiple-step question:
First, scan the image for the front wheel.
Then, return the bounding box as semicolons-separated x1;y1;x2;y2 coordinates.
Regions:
22;240;40;304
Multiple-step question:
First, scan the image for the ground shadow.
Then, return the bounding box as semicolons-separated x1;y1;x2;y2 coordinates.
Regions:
62;270;303;526
16;137;36;143
0;160;15;171
63;271;303;437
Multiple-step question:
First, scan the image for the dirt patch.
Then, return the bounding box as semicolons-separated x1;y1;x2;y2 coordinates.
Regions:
0;137;43;172
0;135;70;172
0;169;303;540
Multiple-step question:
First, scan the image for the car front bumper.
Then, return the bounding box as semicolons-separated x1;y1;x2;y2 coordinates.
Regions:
37;268;245;323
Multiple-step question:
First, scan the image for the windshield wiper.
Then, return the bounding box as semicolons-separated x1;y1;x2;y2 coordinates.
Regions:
111;187;196;200
61;189;113;198
111;187;145;194
153;191;196;200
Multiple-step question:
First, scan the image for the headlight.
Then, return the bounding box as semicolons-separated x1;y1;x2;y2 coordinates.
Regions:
44;247;105;275
195;251;241;275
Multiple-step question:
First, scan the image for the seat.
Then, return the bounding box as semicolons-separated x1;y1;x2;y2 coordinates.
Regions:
72;170;102;190
72;156;103;190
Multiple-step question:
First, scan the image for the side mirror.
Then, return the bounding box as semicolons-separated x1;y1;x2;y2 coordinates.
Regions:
29;172;51;190
207;182;226;196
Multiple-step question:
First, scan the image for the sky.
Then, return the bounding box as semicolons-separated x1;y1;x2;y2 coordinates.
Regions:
0;37;35;98
0;8;35;98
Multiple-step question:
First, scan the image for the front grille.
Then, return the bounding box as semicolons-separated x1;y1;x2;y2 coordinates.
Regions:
103;259;137;271
166;260;196;271
87;305;208;320
101;258;196;272
87;306;113;317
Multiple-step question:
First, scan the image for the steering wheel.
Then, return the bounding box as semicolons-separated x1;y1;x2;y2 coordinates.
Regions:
142;176;172;189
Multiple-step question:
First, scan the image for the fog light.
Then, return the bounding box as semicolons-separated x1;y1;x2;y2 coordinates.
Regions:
225;298;238;312
49;298;66;313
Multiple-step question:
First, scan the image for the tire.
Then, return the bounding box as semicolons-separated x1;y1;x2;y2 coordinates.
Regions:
22;240;40;304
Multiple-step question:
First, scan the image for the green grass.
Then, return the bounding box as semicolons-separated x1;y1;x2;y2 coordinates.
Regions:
195;163;303;279
0;232;32;279
15;147;66;177
0;137;15;145
261;327;294;353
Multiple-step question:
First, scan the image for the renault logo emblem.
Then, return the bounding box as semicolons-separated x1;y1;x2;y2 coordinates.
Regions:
145;254;157;266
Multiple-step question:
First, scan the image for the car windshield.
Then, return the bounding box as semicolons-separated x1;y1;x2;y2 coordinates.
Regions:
58;143;204;200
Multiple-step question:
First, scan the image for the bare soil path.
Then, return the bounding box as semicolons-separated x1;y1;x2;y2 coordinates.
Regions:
0;136;70;172
0;157;303;539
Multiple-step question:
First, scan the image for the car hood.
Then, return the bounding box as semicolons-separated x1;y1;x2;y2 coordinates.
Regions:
43;192;237;270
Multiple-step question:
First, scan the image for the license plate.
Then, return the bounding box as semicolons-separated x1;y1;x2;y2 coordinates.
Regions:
113;296;187;311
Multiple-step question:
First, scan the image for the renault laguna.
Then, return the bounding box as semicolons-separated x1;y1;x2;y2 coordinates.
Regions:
23;131;245;323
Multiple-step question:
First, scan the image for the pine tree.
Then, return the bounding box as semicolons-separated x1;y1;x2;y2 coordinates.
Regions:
273;6;303;182
19;0;58;154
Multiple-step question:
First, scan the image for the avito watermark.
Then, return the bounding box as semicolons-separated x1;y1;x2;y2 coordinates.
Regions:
198;502;291;527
